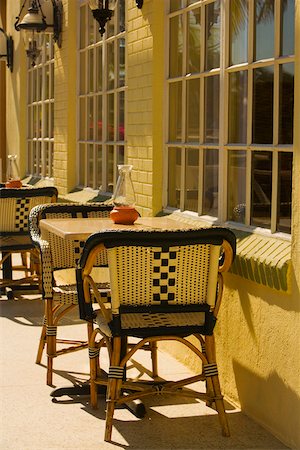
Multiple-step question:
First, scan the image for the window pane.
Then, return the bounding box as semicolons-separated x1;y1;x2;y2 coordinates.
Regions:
203;149;218;217
118;38;125;87
187;8;201;73
88;97;94;140
186;78;200;142
117;145;125;166
277;152;292;233
230;0;248;65
78;144;85;186
88;49;94;92
170;1;183;13
88;7;95;45
254;0;274;60
204;76;219;143
252;67;273;144
251;151;272;228
169;15;183;78
80;6;86;49
279;63;294;145
96;46;103;91
80;53;86;94
87;144;94;187
96;145;102;190
205;1;220;70
169;82;182;142
119;0;125;32
96;95;102;141
168;148;181;209
79;98;86;140
107;145;114;193
228;71;247;143
281;0;294;56
227;151;246;223
118;91;125;141
107;41;115;90
107;94;114;141
184;148;199;212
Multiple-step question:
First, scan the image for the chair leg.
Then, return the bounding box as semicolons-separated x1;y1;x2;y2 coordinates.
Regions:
105;337;121;442
36;314;47;364
46;299;56;386
150;341;158;378
205;335;230;437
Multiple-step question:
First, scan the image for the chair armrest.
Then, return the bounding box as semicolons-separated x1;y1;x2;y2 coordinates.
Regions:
31;235;54;298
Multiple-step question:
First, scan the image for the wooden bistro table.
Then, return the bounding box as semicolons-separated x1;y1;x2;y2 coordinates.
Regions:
39;215;204;407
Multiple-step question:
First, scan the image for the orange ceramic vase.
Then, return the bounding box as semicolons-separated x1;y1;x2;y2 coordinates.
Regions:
5;179;22;188
110;206;139;225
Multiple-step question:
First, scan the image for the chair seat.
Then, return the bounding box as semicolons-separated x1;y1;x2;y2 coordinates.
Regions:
53;282;111;305
0;235;34;251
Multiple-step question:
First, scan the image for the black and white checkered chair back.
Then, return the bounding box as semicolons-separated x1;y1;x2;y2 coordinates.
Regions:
80;228;236;315
0;187;58;234
30;203;113;271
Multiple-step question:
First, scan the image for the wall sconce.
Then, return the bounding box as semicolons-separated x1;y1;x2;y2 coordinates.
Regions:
89;0;143;36
15;0;63;67
0;27;14;72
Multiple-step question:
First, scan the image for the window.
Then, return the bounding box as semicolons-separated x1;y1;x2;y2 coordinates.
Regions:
78;1;126;193
166;0;294;234
27;35;54;179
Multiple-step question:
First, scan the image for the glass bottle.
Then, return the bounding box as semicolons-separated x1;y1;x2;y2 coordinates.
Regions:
5;155;22;188
110;164;139;224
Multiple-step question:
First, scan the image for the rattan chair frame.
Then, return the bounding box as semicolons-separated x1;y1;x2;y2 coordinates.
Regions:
29;202;113;386
77;228;236;442
0;186;58;298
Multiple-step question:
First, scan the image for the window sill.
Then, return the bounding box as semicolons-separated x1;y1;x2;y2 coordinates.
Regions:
166;211;291;293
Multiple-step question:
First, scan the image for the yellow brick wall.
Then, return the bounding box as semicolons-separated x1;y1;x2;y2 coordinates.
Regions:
53;0;77;194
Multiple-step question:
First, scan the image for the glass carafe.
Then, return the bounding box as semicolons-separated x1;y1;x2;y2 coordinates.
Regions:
110;165;139;224
5;155;22;188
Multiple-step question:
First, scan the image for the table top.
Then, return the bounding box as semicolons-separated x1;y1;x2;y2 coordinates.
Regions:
40;216;204;241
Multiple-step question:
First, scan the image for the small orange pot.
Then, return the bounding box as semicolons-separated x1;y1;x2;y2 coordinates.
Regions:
5;179;22;188
110;206;139;225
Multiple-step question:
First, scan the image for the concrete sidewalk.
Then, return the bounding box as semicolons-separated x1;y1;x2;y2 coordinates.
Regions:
0;294;289;450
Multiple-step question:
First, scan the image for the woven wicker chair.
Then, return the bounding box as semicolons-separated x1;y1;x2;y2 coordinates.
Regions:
0;186;58;299
77;227;236;442
29;202;113;386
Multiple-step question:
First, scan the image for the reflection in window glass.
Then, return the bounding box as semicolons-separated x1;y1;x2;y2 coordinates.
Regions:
187;9;201;73
168;148;181;209
279;63;294;145
117;146;125;165
187;78;200;142
281;0;294;56
184;149;199;212
253;67;274;144
80;6;86;49
228;151;246;223
169;82;182;142
255;0;274;60
79;98;86;140
230;0;248;65
96;46;102;91
251;151;272;228
80;53;86;94
203;149;218;217
88;97;94;140
205;1;220;70
169;15;183;78
278;152;292;233
228;71;247;143
204;76;219;143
